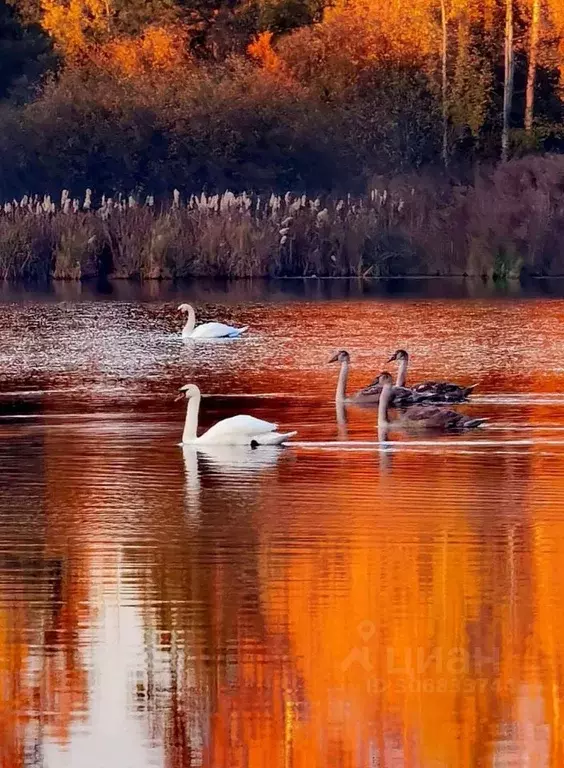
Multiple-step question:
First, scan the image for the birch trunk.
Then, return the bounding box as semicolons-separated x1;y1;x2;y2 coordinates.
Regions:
525;0;541;132
440;0;449;168
502;0;514;161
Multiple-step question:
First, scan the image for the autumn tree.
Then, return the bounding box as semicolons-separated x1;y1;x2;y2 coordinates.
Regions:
99;23;191;78
247;30;281;72
276;7;442;174
544;0;564;113
447;0;493;159
2;0;564;197
39;0;112;56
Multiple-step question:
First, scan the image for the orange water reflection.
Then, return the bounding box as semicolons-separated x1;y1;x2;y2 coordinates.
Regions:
1;293;564;767
1;416;561;767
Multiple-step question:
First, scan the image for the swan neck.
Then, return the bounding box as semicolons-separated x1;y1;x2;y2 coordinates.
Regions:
378;383;392;425
183;392;200;443
336;359;349;403
396;357;408;387
182;306;196;336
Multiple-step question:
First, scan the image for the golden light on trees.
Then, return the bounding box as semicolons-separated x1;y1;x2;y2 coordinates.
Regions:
100;25;191;77
40;0;111;56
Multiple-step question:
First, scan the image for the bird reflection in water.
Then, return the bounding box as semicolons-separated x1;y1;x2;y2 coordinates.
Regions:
377;423;392;473
182;444;286;523
336;401;348;441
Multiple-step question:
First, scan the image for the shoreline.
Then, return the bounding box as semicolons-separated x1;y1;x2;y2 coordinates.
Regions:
4;275;564;303
38;273;564;280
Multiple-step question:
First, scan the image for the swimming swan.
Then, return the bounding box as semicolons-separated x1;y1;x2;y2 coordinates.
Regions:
329;350;421;406
177;384;297;446
377;372;487;431
178;304;248;339
387;349;477;402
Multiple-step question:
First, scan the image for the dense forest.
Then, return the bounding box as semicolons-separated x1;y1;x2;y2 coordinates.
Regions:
0;0;563;197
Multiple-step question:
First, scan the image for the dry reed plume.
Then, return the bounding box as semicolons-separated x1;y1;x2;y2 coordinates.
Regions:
2;157;564;281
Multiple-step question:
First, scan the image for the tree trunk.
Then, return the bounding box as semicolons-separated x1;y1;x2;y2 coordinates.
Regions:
525;0;541;132
502;0;514;161
440;0;449;168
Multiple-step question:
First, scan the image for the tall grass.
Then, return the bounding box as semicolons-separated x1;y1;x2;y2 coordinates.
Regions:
2;157;564;281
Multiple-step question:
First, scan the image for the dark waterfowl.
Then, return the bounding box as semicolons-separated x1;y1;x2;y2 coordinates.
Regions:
387;349;477;402
329;350;422;406
377;372;487;431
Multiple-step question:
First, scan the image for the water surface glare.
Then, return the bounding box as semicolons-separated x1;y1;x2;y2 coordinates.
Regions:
1;280;564;767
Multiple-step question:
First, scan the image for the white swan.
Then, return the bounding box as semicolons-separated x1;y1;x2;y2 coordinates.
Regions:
177;384;297;446
178;304;248;339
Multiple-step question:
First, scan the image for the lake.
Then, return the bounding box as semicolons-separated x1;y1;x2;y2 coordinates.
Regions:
1;278;564;767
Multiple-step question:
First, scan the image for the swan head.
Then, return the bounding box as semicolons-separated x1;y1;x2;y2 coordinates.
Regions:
178;303;193;313
328;350;350;364
377;371;394;387
387;349;408;363
176;383;201;400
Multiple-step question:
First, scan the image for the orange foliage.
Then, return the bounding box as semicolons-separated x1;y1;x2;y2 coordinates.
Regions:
40;0;191;77
98;25;191;79
324;0;439;60
41;0;110;57
277;1;435;96
247;31;282;72
546;0;564;76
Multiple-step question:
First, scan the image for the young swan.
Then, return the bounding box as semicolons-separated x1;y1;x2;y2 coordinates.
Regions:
377;372;487;431
387;349;477;402
178;304;248;339
177;384;297;446
329;350;420;406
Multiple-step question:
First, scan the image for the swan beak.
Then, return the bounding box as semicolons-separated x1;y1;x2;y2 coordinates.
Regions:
174;393;185;402
386;355;395;363
328;354;339;363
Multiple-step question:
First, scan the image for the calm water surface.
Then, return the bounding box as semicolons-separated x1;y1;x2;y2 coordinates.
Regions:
1;279;564;767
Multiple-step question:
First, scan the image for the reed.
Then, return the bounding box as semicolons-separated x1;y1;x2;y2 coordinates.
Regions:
2;158;564;281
